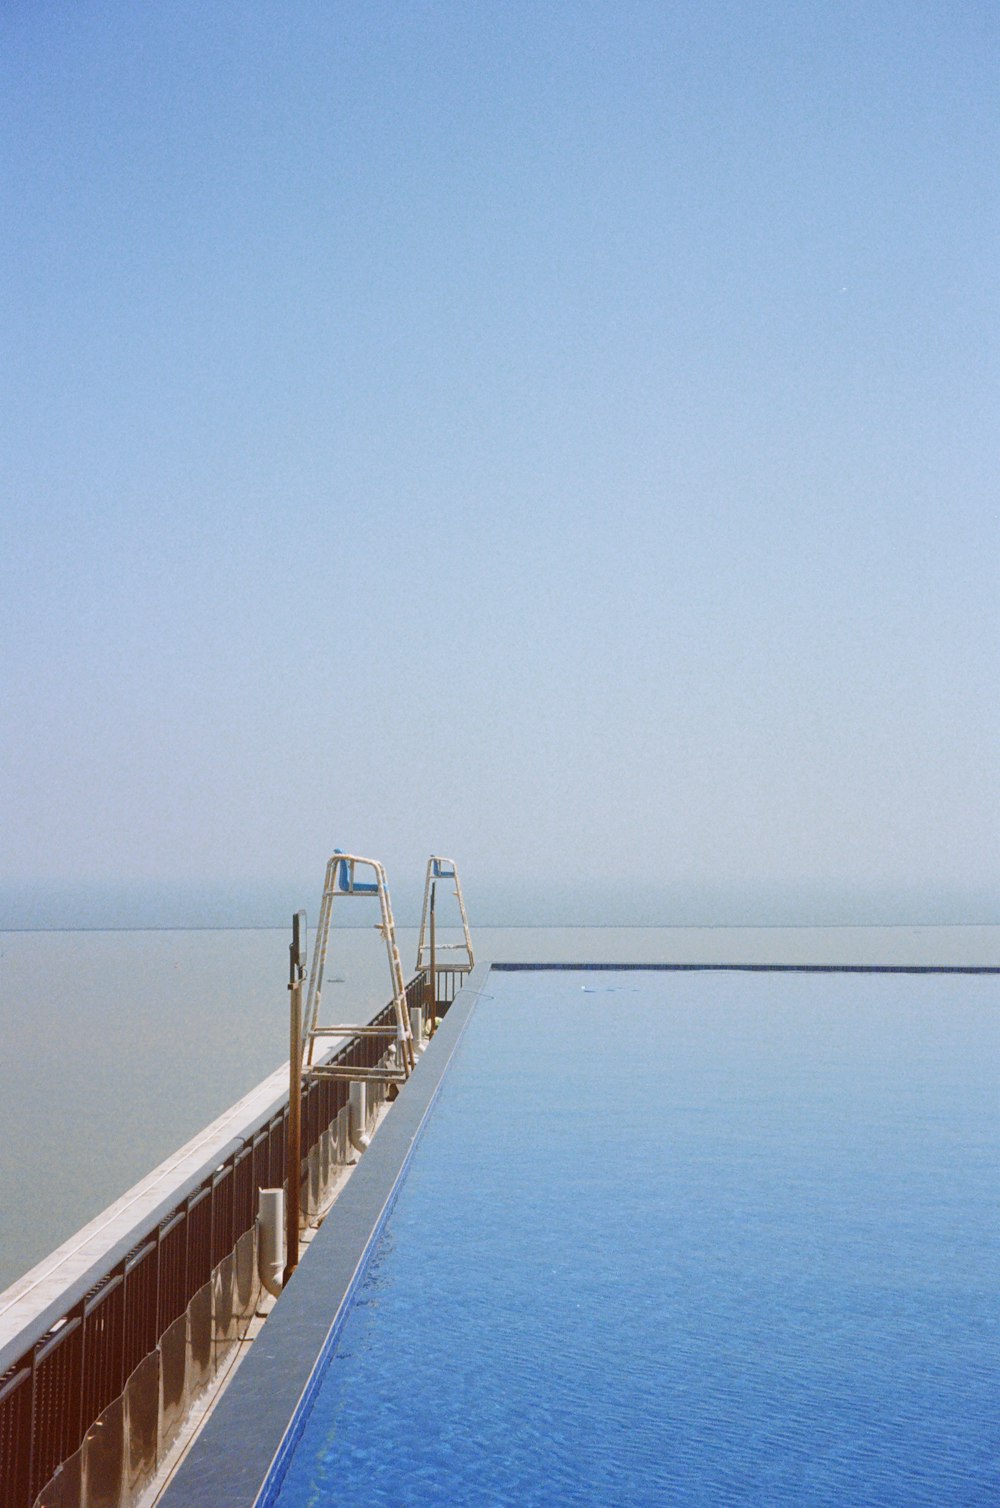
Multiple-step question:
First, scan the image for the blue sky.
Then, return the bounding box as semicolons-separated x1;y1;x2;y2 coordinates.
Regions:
2;2;997;926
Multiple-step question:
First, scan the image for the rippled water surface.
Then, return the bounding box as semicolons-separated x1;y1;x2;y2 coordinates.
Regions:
275;969;999;1506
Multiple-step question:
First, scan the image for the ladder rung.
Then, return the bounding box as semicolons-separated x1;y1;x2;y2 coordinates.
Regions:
305;1066;408;1082
310;1026;399;1036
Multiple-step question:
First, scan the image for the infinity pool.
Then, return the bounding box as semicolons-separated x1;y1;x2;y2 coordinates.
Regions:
260;968;999;1506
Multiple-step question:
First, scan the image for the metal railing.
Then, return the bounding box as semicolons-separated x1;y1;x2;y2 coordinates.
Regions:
432;966;467;1010
0;974;429;1508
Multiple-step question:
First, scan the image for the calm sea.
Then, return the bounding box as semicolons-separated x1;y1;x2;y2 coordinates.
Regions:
0;925;997;1292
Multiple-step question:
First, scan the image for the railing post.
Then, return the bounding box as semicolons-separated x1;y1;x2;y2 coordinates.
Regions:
285;911;307;1283
428;882;437;1032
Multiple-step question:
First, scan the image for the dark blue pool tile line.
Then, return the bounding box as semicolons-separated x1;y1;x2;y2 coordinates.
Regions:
159;962;490;1508
492;961;1000;973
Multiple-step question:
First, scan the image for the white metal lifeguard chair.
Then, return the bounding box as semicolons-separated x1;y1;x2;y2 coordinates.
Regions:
302;852;415;1082
416;856;474;1030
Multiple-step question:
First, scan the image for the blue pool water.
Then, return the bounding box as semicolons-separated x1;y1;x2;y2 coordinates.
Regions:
274;970;999;1506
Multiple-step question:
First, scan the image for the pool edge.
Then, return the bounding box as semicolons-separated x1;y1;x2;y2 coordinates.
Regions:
158;962;492;1508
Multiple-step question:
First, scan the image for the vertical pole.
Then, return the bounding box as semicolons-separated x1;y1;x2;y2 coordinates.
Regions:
429;881;437;1034
285;911;306;1283
424;879;434;1034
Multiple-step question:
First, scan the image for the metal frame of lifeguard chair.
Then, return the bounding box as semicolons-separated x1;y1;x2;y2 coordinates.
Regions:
416;856;474;1033
283;854;415;1278
302;852;416;1081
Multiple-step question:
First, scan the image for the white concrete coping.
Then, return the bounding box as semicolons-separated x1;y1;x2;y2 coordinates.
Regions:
0;1041;348;1364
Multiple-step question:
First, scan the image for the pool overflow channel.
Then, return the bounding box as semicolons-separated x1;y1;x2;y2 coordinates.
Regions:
0;854;474;1508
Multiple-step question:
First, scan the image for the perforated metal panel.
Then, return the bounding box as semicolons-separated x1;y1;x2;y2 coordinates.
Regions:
0;1365;32;1508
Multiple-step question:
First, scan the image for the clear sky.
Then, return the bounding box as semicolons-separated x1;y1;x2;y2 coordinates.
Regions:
2;2;997;927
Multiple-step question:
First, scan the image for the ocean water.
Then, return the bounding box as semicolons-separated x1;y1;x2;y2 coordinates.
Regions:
273;968;1000;1506
0;924;996;1291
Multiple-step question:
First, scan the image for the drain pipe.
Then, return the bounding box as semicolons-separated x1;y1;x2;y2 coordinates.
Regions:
349;1080;370;1157
257;1188;285;1298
